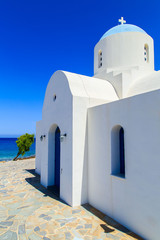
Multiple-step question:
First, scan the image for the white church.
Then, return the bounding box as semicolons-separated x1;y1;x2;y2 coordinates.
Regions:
36;18;160;240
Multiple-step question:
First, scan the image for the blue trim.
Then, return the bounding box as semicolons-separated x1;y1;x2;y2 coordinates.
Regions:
100;24;146;40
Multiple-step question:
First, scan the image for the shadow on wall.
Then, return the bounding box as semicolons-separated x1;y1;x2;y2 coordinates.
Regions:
25;169;68;206
81;117;88;204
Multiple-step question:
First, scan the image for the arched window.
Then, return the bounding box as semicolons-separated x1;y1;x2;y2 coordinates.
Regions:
111;125;125;178
98;50;102;68
119;127;125;175
144;44;149;62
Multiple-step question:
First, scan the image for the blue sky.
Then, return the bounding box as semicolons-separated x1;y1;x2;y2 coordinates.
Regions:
0;0;160;137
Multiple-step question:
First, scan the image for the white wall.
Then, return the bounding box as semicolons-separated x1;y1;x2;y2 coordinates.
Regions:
94;31;154;99
127;70;160;97
88;89;160;240
36;70;118;207
37;71;73;206
94;31;154;76
72;96;89;206
68;72;118;206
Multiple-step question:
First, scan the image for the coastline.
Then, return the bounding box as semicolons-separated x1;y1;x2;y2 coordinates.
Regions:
0;155;35;163
0;138;35;163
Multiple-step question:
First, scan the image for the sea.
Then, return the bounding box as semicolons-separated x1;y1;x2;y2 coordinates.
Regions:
0;138;35;162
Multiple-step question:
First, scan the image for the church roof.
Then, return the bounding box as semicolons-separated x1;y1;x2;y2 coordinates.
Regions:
43;71;119;113
100;24;146;40
127;71;160;97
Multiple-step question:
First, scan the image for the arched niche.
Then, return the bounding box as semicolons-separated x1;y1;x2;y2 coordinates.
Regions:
48;124;61;195
111;125;125;178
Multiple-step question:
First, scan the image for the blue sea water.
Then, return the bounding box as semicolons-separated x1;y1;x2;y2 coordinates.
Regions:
0;138;35;161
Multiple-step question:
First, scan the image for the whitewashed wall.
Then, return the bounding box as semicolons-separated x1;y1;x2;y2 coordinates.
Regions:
36;71;73;205
88;89;160;240
36;70;118;207
94;31;154;99
94;31;154;76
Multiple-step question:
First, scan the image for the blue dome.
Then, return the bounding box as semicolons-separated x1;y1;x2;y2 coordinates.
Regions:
100;24;146;40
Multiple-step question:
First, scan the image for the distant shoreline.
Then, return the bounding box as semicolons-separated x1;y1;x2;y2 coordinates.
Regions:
16;155;35;160
0;155;35;163
0;138;35;163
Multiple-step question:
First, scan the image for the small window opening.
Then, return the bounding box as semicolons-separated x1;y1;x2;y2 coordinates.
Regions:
144;44;149;62
53;94;56;101
119;127;125;175
98;50;102;68
111;125;125;178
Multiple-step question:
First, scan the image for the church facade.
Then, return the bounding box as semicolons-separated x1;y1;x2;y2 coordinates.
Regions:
36;19;160;239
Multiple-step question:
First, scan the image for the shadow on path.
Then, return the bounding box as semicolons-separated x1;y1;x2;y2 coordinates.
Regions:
25;169;144;239
82;204;144;240
25;168;68;206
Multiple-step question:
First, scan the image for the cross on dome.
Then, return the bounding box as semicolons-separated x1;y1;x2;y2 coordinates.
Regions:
118;17;126;25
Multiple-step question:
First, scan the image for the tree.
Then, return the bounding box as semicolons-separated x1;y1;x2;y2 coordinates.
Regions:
13;133;34;161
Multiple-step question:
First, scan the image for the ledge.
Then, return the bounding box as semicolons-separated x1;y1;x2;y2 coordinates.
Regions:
111;173;126;180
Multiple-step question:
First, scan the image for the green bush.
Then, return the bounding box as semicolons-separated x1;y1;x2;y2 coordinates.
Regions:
13;133;34;161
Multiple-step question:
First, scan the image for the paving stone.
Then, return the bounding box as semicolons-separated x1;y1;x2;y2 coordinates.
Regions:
19;234;28;240
79;229;88;235
0;190;7;193
39;231;47;236
0;159;141;240
40;223;47;229
60;223;65;227
16;193;26;198
49;233;64;239
65;217;77;223
73;237;84;240
43;216;52;221
106;232;120;239
8;209;21;215
72;209;81;214
46;210;55;215
84;237;92;240
18;224;25;234
0;221;13;226
28;232;42;240
6;215;15;220
65;231;72;239
85;224;92;229
0;230;17;240
39;214;48;218
18;205;30;209
0;226;7;229
76;225;83;229
34;226;40;232
0;206;6;210
25;228;33;235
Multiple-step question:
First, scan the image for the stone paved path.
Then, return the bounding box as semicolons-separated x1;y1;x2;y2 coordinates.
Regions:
0;158;143;240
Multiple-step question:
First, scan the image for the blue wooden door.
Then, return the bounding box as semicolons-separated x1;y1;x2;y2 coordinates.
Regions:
55;127;60;188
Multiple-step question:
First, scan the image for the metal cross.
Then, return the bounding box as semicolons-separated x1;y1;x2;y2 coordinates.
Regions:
118;17;126;25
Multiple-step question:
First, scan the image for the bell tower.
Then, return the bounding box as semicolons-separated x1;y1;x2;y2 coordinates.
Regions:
94;19;154;98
